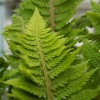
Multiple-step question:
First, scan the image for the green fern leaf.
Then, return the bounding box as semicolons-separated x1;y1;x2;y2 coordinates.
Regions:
4;8;99;100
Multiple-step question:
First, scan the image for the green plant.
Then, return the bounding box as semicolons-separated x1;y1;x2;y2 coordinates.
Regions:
0;57;8;100
0;56;21;100
82;1;100;89
3;8;100;100
86;1;100;48
74;2;100;100
16;0;82;32
2;0;100;100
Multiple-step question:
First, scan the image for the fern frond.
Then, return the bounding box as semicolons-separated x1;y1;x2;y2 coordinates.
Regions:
86;2;100;49
82;40;100;91
3;15;24;57
84;1;100;71
85;1;100;69
53;68;98;100
16;0;82;32
4;8;99;100
80;3;100;99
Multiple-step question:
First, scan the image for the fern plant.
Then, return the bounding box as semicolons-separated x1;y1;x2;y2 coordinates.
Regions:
3;8;100;100
2;0;100;100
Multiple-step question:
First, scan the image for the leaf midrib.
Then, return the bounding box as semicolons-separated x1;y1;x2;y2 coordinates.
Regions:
49;0;55;31
35;20;53;100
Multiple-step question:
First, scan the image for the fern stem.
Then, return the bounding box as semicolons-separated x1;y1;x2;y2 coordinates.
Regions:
36;36;53;100
35;22;53;100
49;0;55;31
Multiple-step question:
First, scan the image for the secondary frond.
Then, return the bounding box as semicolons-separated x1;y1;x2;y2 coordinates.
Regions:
16;0;82;33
